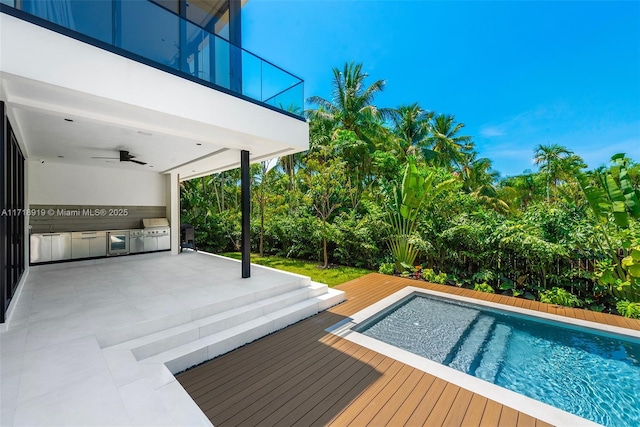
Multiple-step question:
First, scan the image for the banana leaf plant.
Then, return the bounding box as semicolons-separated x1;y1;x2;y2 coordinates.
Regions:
577;153;640;303
388;158;456;273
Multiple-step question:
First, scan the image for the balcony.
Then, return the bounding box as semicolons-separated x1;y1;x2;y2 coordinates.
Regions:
0;0;304;119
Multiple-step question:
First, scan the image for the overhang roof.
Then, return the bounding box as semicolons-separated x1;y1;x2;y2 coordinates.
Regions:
1;12;308;181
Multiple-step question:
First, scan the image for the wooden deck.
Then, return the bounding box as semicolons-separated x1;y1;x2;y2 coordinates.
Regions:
177;273;640;427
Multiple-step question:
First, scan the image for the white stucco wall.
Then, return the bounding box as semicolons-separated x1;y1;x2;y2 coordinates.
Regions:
28;161;166;206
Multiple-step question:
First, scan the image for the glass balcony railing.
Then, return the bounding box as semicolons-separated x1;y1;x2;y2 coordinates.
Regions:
1;0;304;118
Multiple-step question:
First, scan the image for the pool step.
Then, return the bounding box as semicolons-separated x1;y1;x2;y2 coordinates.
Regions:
474;323;512;382
449;316;495;374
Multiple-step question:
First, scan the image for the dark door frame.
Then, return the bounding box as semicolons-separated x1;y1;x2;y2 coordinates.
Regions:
1;101;26;323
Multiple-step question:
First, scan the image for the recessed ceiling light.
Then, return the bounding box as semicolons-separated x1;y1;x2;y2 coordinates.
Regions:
64;118;73;122
196;143;202;146
137;131;152;136
58;155;64;158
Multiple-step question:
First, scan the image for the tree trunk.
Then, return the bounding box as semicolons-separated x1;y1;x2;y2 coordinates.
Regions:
220;171;225;211
259;202;264;257
213;177;222;213
323;236;328;268
322;217;328;268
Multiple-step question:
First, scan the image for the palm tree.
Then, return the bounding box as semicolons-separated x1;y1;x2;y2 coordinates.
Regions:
458;152;509;213
459;152;499;193
307;62;392;190
423;114;473;170
390;103;432;162
307;62;390;137
557;154;586;181
499;173;541;210
533;144;574;203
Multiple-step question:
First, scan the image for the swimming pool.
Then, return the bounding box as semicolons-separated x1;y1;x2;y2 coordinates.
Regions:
327;287;640;427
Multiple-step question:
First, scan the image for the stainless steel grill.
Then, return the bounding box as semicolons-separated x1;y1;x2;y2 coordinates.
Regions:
141;218;170;251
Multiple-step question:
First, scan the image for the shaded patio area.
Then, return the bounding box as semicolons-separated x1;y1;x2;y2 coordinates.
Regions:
1;252;343;426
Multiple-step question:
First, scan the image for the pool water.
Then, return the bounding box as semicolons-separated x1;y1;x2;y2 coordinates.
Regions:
356;294;640;427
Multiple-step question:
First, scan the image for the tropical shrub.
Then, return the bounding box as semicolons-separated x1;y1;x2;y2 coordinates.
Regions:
616;300;640;318
422;268;447;284
577;154;640;302
499;278;525;298
333;202;388;268
378;262;395;275
540;287;582;307
474;282;495;293
387;158;455;272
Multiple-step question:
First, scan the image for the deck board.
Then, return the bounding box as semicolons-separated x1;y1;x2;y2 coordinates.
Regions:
442;387;474;426
460;394;488;425
499;406;520;426
517;412;538;427
328;360;405;426
385;373;437;426
295;352;388;426
423;382;461;426
404;377;449;425
480;399;503;426
177;273;640;426
367;367;425;426
257;345;377;426
347;364;414;425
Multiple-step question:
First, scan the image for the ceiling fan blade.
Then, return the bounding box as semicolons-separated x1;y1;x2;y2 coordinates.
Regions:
91;150;146;165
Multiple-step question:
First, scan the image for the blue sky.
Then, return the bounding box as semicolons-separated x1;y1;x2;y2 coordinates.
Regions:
242;0;640;177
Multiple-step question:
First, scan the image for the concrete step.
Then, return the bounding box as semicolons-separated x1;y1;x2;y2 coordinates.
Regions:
107;286;328;360
317;287;347;311
141;296;338;374
309;281;330;297
96;276;308;348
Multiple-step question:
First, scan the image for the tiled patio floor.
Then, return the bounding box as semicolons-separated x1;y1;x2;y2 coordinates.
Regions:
1;251;332;426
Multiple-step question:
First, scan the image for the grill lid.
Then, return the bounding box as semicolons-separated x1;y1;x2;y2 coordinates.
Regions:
142;218;170;228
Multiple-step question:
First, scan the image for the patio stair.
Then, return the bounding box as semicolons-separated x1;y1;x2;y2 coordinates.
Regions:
102;278;345;374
